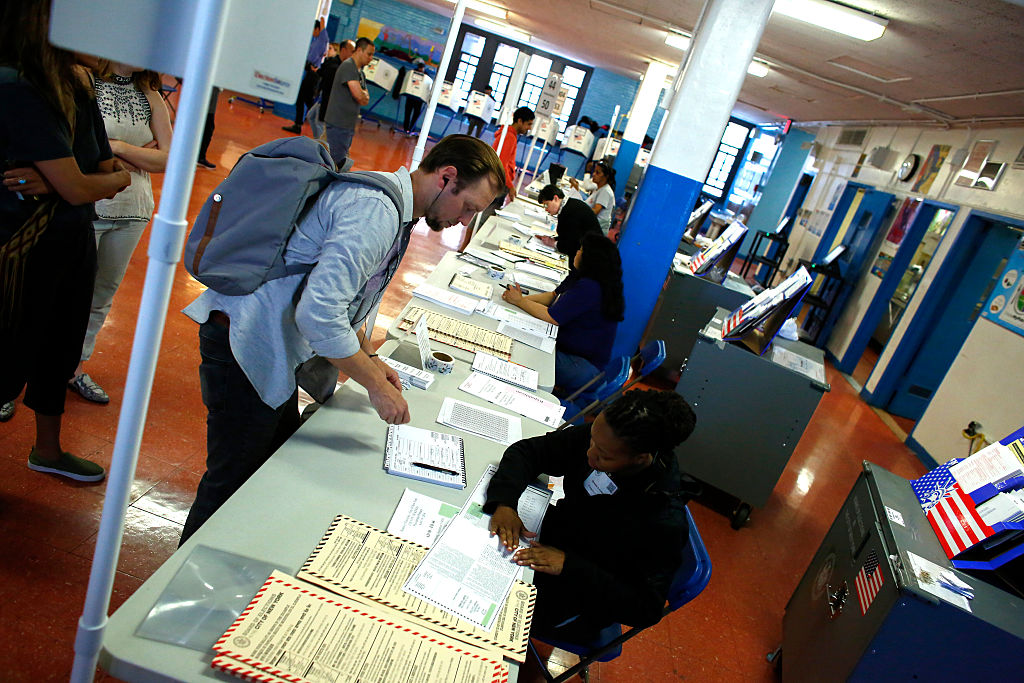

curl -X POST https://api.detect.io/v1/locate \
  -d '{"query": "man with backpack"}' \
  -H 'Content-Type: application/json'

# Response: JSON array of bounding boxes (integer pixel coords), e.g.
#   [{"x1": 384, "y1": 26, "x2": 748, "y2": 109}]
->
[{"x1": 178, "y1": 134, "x2": 506, "y2": 543}]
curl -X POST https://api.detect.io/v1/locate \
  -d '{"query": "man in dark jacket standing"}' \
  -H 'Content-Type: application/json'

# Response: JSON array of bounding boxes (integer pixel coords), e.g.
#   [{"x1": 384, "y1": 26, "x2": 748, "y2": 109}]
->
[
  {"x1": 485, "y1": 390, "x2": 698, "y2": 642},
  {"x1": 537, "y1": 183, "x2": 602, "y2": 260}
]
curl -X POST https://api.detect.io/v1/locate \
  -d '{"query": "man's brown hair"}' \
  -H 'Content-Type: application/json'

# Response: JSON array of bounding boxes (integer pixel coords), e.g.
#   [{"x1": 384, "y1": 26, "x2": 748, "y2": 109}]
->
[{"x1": 419, "y1": 134, "x2": 505, "y2": 195}]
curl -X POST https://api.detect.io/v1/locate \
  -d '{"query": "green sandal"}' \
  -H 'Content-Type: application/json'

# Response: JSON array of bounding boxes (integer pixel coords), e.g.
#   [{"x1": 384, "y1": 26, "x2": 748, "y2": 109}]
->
[{"x1": 27, "y1": 448, "x2": 105, "y2": 482}]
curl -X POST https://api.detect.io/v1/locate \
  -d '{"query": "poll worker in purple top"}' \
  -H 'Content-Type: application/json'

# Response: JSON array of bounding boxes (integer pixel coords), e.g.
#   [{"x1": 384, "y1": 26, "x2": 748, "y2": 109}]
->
[{"x1": 501, "y1": 232, "x2": 624, "y2": 397}]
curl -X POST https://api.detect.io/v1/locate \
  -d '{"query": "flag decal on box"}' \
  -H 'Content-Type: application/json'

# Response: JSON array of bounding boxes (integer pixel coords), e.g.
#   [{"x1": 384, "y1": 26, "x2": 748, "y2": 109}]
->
[{"x1": 855, "y1": 548, "x2": 885, "y2": 615}]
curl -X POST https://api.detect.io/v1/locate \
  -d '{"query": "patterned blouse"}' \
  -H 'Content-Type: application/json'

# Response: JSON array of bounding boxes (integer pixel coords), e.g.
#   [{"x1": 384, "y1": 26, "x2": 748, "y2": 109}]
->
[{"x1": 94, "y1": 74, "x2": 156, "y2": 221}]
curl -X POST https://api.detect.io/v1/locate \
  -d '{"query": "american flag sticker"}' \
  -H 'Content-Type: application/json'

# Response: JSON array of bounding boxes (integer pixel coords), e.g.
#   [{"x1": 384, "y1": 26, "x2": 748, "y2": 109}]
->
[{"x1": 855, "y1": 549, "x2": 885, "y2": 615}]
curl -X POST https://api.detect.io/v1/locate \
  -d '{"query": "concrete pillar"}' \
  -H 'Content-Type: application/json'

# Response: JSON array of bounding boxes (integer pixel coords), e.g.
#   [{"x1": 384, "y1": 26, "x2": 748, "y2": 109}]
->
[
  {"x1": 611, "y1": 61, "x2": 674, "y2": 202},
  {"x1": 611, "y1": 0, "x2": 774, "y2": 360}
]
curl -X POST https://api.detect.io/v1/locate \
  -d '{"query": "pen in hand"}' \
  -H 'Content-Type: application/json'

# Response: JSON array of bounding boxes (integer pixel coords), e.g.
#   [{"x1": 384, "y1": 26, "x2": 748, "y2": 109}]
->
[{"x1": 412, "y1": 461, "x2": 459, "y2": 476}]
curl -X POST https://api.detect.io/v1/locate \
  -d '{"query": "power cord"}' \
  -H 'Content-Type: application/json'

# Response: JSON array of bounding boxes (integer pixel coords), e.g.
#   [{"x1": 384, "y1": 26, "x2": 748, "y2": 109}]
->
[{"x1": 962, "y1": 421, "x2": 989, "y2": 456}]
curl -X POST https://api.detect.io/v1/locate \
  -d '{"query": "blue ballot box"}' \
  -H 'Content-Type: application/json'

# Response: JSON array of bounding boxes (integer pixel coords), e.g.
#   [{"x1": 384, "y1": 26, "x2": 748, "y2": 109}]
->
[{"x1": 781, "y1": 462, "x2": 1024, "y2": 681}]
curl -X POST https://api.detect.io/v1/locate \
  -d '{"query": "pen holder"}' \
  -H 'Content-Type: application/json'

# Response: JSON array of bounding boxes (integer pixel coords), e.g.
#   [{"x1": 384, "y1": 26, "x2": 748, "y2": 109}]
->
[
  {"x1": 425, "y1": 351, "x2": 454, "y2": 375},
  {"x1": 487, "y1": 265, "x2": 505, "y2": 281}
]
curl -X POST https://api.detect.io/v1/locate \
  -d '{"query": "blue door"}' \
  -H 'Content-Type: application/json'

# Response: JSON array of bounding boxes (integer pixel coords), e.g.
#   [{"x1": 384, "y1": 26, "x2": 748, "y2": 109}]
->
[
  {"x1": 815, "y1": 189, "x2": 896, "y2": 345},
  {"x1": 886, "y1": 221, "x2": 1021, "y2": 420}
]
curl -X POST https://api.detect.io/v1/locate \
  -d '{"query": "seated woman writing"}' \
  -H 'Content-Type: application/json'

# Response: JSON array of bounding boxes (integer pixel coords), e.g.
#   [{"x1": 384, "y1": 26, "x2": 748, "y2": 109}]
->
[
  {"x1": 500, "y1": 232, "x2": 623, "y2": 397},
  {"x1": 484, "y1": 390, "x2": 698, "y2": 644}
]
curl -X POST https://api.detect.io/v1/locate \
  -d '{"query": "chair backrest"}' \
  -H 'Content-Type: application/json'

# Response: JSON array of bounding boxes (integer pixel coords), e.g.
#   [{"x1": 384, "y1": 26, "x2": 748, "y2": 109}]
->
[
  {"x1": 588, "y1": 355, "x2": 631, "y2": 402},
  {"x1": 636, "y1": 340, "x2": 666, "y2": 378},
  {"x1": 666, "y1": 506, "x2": 712, "y2": 612}
]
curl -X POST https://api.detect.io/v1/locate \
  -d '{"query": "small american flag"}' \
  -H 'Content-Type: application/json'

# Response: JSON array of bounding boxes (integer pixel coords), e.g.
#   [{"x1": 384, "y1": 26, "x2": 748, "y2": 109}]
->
[
  {"x1": 855, "y1": 548, "x2": 885, "y2": 615},
  {"x1": 911, "y1": 459, "x2": 994, "y2": 560}
]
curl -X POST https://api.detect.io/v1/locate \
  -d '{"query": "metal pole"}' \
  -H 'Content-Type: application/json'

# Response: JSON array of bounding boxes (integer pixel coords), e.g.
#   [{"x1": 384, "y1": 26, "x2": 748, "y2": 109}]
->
[
  {"x1": 69, "y1": 1, "x2": 230, "y2": 680},
  {"x1": 411, "y1": 0, "x2": 466, "y2": 169},
  {"x1": 516, "y1": 130, "x2": 539, "y2": 196}
]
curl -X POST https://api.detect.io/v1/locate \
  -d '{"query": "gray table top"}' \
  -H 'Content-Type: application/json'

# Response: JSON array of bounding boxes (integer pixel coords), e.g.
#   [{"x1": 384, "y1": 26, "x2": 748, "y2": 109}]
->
[
  {"x1": 99, "y1": 342, "x2": 546, "y2": 682},
  {"x1": 385, "y1": 251, "x2": 557, "y2": 392}
]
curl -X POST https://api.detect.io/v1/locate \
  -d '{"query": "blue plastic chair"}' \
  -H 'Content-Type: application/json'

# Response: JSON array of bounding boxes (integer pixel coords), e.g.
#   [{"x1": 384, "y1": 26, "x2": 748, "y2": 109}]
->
[
  {"x1": 529, "y1": 506, "x2": 711, "y2": 682},
  {"x1": 559, "y1": 355, "x2": 630, "y2": 426},
  {"x1": 558, "y1": 340, "x2": 667, "y2": 428}
]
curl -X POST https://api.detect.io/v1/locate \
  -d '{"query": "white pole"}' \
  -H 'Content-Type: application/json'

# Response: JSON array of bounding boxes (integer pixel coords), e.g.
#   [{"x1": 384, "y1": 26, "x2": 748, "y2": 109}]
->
[
  {"x1": 69, "y1": 1, "x2": 230, "y2": 680},
  {"x1": 516, "y1": 132, "x2": 538, "y2": 196},
  {"x1": 411, "y1": 0, "x2": 466, "y2": 170}
]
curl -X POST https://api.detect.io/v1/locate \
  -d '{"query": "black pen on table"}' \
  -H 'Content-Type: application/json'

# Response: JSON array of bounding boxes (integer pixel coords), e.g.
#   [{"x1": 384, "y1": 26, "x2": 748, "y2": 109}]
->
[{"x1": 412, "y1": 461, "x2": 459, "y2": 476}]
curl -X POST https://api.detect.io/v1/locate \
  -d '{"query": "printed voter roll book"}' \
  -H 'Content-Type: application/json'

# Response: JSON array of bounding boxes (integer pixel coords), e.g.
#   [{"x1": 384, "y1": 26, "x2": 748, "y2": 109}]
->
[
  {"x1": 297, "y1": 514, "x2": 536, "y2": 662},
  {"x1": 212, "y1": 570, "x2": 509, "y2": 683},
  {"x1": 384, "y1": 424, "x2": 467, "y2": 489}
]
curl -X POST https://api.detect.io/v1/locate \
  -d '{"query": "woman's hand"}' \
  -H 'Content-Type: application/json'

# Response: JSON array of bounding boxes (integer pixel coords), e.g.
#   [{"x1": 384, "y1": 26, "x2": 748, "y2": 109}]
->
[
  {"x1": 513, "y1": 542, "x2": 565, "y2": 575},
  {"x1": 501, "y1": 283, "x2": 525, "y2": 305},
  {"x1": 568, "y1": 177, "x2": 579, "y2": 191},
  {"x1": 3, "y1": 167, "x2": 53, "y2": 196},
  {"x1": 489, "y1": 505, "x2": 535, "y2": 551}
]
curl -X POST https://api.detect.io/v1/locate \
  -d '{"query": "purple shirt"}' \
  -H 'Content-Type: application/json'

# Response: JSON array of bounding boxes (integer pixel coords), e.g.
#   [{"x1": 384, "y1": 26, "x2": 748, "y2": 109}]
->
[{"x1": 549, "y1": 275, "x2": 618, "y2": 368}]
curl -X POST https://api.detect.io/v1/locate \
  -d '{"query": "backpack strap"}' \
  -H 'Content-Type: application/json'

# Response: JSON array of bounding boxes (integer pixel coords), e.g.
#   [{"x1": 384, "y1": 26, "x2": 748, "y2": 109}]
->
[{"x1": 337, "y1": 171, "x2": 406, "y2": 220}]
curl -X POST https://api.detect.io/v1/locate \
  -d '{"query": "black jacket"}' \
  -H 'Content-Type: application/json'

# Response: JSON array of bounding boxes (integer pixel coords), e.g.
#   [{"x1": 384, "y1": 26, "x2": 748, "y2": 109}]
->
[
  {"x1": 484, "y1": 424, "x2": 691, "y2": 633},
  {"x1": 556, "y1": 198, "x2": 602, "y2": 258},
  {"x1": 317, "y1": 55, "x2": 342, "y2": 121}
]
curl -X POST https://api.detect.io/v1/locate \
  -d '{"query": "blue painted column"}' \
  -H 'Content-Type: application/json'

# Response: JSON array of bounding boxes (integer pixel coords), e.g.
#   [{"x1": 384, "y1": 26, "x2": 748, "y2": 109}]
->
[
  {"x1": 612, "y1": 0, "x2": 774, "y2": 359},
  {"x1": 611, "y1": 61, "x2": 675, "y2": 203}
]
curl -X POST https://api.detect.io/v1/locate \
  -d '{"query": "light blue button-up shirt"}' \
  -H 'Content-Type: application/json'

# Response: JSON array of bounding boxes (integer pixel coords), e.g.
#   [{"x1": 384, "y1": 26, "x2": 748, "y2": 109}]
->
[{"x1": 184, "y1": 168, "x2": 414, "y2": 408}]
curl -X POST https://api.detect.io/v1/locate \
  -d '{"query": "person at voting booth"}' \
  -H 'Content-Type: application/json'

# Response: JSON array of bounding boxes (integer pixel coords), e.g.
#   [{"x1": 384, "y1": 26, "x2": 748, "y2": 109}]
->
[
  {"x1": 178, "y1": 135, "x2": 506, "y2": 543},
  {"x1": 465, "y1": 85, "x2": 496, "y2": 138},
  {"x1": 571, "y1": 160, "x2": 616, "y2": 235},
  {"x1": 485, "y1": 390, "x2": 698, "y2": 642},
  {"x1": 323, "y1": 37, "x2": 375, "y2": 166},
  {"x1": 502, "y1": 232, "x2": 624, "y2": 395},
  {"x1": 537, "y1": 183, "x2": 602, "y2": 260}
]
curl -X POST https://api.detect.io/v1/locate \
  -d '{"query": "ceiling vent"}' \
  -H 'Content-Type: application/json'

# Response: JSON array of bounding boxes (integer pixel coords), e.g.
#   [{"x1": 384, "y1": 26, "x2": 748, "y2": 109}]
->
[{"x1": 836, "y1": 128, "x2": 867, "y2": 147}]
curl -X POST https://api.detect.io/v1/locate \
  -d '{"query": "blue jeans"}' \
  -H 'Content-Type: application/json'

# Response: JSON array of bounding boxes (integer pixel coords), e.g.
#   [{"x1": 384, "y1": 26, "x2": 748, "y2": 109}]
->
[
  {"x1": 325, "y1": 123, "x2": 355, "y2": 167},
  {"x1": 555, "y1": 350, "x2": 601, "y2": 397},
  {"x1": 306, "y1": 102, "x2": 325, "y2": 140},
  {"x1": 180, "y1": 320, "x2": 300, "y2": 544}
]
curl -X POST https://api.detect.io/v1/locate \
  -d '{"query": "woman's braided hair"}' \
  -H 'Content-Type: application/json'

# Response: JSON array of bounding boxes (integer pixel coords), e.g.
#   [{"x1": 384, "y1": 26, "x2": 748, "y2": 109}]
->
[{"x1": 603, "y1": 390, "x2": 696, "y2": 457}]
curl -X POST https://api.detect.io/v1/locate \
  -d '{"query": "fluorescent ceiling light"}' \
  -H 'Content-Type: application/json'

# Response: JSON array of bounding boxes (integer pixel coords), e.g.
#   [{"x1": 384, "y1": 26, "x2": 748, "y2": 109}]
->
[
  {"x1": 665, "y1": 32, "x2": 691, "y2": 50},
  {"x1": 445, "y1": 0, "x2": 507, "y2": 20},
  {"x1": 474, "y1": 18, "x2": 531, "y2": 43},
  {"x1": 747, "y1": 60, "x2": 769, "y2": 78},
  {"x1": 773, "y1": 0, "x2": 887, "y2": 41}
]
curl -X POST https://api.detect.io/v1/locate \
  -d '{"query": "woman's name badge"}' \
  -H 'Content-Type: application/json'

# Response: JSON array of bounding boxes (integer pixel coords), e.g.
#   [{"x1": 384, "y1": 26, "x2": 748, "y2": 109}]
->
[{"x1": 584, "y1": 470, "x2": 618, "y2": 496}]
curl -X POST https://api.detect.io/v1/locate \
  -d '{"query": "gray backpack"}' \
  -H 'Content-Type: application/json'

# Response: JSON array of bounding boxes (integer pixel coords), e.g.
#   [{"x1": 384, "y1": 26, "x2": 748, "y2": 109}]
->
[{"x1": 184, "y1": 136, "x2": 403, "y2": 295}]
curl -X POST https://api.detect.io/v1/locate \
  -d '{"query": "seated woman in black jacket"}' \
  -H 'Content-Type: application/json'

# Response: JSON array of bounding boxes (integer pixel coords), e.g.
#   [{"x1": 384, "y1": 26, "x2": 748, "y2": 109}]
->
[
  {"x1": 485, "y1": 390, "x2": 697, "y2": 642},
  {"x1": 537, "y1": 183, "x2": 601, "y2": 260},
  {"x1": 501, "y1": 232, "x2": 624, "y2": 396}
]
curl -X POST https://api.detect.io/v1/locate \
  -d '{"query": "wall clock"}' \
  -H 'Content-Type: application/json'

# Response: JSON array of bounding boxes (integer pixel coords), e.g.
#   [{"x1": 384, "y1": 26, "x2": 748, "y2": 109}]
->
[{"x1": 898, "y1": 153, "x2": 920, "y2": 182}]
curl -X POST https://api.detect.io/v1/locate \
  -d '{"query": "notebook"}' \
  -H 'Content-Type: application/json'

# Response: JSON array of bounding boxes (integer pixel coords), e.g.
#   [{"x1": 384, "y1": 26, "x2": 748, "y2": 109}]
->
[
  {"x1": 472, "y1": 351, "x2": 539, "y2": 391},
  {"x1": 384, "y1": 424, "x2": 466, "y2": 489},
  {"x1": 449, "y1": 273, "x2": 494, "y2": 299},
  {"x1": 437, "y1": 397, "x2": 522, "y2": 445},
  {"x1": 412, "y1": 282, "x2": 478, "y2": 316}
]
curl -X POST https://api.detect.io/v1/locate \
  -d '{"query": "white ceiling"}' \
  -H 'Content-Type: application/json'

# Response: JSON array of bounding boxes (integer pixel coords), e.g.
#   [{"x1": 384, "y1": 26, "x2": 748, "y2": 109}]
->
[{"x1": 403, "y1": 0, "x2": 1024, "y2": 127}]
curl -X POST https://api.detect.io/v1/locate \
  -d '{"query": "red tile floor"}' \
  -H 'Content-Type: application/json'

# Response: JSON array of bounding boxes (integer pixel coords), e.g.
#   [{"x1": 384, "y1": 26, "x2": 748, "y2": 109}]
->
[{"x1": 0, "y1": 92, "x2": 928, "y2": 681}]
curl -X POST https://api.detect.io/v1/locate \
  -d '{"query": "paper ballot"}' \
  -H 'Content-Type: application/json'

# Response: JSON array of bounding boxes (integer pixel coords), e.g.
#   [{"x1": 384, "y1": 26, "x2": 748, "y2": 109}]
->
[
  {"x1": 460, "y1": 464, "x2": 551, "y2": 548},
  {"x1": 387, "y1": 488, "x2": 459, "y2": 548},
  {"x1": 472, "y1": 351, "x2": 539, "y2": 391},
  {"x1": 437, "y1": 397, "x2": 523, "y2": 445},
  {"x1": 403, "y1": 517, "x2": 519, "y2": 630},
  {"x1": 412, "y1": 282, "x2": 478, "y2": 316},
  {"x1": 459, "y1": 372, "x2": 564, "y2": 427},
  {"x1": 497, "y1": 320, "x2": 557, "y2": 353}
]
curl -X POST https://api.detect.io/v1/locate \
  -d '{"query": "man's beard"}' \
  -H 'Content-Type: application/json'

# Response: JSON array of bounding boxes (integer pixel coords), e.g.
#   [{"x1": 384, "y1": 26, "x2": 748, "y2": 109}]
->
[{"x1": 424, "y1": 215, "x2": 445, "y2": 232}]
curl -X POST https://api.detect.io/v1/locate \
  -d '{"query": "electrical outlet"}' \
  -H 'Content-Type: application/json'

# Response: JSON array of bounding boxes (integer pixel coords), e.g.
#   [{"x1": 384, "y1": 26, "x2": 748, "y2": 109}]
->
[{"x1": 965, "y1": 421, "x2": 983, "y2": 437}]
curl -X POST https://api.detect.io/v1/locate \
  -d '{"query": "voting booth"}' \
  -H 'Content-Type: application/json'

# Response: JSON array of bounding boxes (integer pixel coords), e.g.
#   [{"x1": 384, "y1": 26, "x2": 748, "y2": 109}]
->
[
  {"x1": 399, "y1": 70, "x2": 433, "y2": 101},
  {"x1": 563, "y1": 125, "x2": 594, "y2": 157},
  {"x1": 364, "y1": 57, "x2": 399, "y2": 91},
  {"x1": 465, "y1": 89, "x2": 489, "y2": 118},
  {"x1": 594, "y1": 136, "x2": 620, "y2": 160},
  {"x1": 531, "y1": 116, "x2": 560, "y2": 147},
  {"x1": 437, "y1": 80, "x2": 455, "y2": 108}
]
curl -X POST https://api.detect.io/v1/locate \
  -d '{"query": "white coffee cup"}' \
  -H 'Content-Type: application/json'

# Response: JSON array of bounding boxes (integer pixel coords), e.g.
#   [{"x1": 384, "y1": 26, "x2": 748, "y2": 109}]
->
[
  {"x1": 508, "y1": 235, "x2": 522, "y2": 246},
  {"x1": 487, "y1": 264, "x2": 505, "y2": 280},
  {"x1": 426, "y1": 351, "x2": 454, "y2": 374}
]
